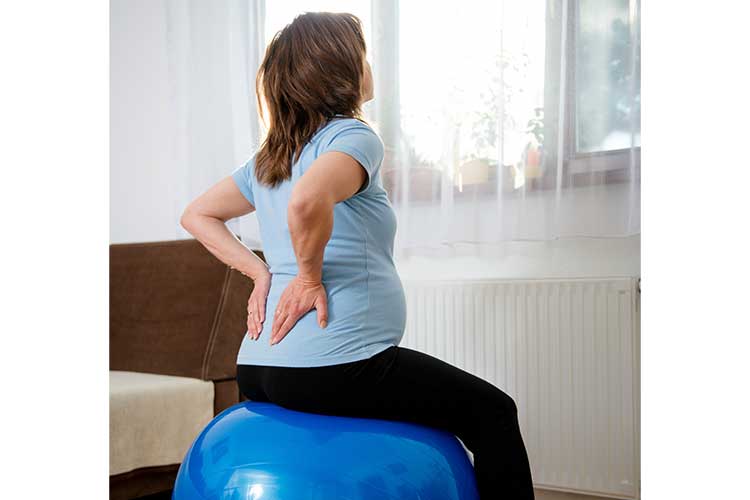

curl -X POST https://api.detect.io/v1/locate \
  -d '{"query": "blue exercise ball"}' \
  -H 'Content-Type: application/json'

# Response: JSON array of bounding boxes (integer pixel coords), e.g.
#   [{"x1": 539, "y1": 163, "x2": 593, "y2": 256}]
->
[{"x1": 173, "y1": 401, "x2": 479, "y2": 500}]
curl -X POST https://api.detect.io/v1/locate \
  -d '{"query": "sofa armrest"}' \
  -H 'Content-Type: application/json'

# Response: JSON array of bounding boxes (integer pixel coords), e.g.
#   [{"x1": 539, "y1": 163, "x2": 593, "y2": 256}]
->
[
  {"x1": 201, "y1": 266, "x2": 254, "y2": 381},
  {"x1": 110, "y1": 238, "x2": 263, "y2": 381}
]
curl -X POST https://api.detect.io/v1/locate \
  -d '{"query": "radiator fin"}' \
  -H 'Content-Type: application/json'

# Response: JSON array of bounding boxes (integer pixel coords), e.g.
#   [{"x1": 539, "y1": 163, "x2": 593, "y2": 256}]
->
[{"x1": 401, "y1": 278, "x2": 639, "y2": 499}]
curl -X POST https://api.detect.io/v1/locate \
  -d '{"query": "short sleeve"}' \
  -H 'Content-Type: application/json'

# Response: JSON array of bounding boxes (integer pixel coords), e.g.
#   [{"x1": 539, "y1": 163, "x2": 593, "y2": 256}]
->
[
  {"x1": 231, "y1": 156, "x2": 256, "y2": 206},
  {"x1": 320, "y1": 123, "x2": 384, "y2": 196}
]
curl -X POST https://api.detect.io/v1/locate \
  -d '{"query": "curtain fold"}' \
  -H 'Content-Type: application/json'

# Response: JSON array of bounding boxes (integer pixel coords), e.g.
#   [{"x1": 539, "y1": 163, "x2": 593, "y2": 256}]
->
[
  {"x1": 164, "y1": 0, "x2": 264, "y2": 248},
  {"x1": 368, "y1": 0, "x2": 640, "y2": 259},
  {"x1": 162, "y1": 0, "x2": 639, "y2": 258}
]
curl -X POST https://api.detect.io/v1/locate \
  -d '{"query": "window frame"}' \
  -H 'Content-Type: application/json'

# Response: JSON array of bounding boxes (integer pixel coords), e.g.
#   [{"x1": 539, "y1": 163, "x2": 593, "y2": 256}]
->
[{"x1": 557, "y1": 0, "x2": 641, "y2": 178}]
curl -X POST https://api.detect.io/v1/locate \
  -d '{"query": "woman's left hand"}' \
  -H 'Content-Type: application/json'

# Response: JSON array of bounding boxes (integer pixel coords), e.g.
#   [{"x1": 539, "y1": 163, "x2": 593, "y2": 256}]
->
[
  {"x1": 270, "y1": 276, "x2": 328, "y2": 345},
  {"x1": 246, "y1": 272, "x2": 271, "y2": 340}
]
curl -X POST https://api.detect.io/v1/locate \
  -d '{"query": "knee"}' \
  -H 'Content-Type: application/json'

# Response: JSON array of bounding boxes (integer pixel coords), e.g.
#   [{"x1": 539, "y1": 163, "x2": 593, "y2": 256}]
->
[
  {"x1": 464, "y1": 390, "x2": 520, "y2": 448},
  {"x1": 491, "y1": 390, "x2": 518, "y2": 420}
]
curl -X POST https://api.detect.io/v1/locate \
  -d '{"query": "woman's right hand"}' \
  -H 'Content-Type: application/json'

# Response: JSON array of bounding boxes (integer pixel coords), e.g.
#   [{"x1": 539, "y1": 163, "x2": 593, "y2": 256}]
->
[{"x1": 246, "y1": 272, "x2": 271, "y2": 340}]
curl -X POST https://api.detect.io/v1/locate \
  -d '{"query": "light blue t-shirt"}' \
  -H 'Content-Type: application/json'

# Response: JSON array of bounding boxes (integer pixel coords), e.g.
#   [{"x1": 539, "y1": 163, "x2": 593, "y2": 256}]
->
[{"x1": 231, "y1": 117, "x2": 407, "y2": 367}]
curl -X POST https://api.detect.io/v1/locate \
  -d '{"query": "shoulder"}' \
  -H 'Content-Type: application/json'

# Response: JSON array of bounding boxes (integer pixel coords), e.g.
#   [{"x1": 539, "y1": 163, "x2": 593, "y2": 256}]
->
[
  {"x1": 313, "y1": 118, "x2": 385, "y2": 182},
  {"x1": 232, "y1": 153, "x2": 256, "y2": 179},
  {"x1": 318, "y1": 118, "x2": 384, "y2": 159},
  {"x1": 230, "y1": 153, "x2": 258, "y2": 204},
  {"x1": 321, "y1": 118, "x2": 382, "y2": 143}
]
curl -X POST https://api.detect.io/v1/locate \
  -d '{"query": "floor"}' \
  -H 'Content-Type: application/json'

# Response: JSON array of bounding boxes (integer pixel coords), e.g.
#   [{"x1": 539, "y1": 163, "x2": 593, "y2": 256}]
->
[
  {"x1": 137, "y1": 488, "x2": 624, "y2": 499},
  {"x1": 535, "y1": 489, "x2": 627, "y2": 500},
  {"x1": 136, "y1": 492, "x2": 171, "y2": 500}
]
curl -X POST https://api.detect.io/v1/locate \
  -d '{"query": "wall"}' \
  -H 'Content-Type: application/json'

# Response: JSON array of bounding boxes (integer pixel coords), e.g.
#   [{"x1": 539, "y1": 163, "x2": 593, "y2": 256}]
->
[
  {"x1": 110, "y1": 0, "x2": 180, "y2": 243},
  {"x1": 395, "y1": 235, "x2": 640, "y2": 280}
]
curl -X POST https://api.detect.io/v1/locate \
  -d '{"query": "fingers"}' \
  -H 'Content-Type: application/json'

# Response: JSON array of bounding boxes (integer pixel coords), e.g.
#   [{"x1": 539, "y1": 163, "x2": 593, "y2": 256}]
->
[
  {"x1": 258, "y1": 297, "x2": 266, "y2": 324},
  {"x1": 316, "y1": 290, "x2": 328, "y2": 328},
  {"x1": 246, "y1": 300, "x2": 255, "y2": 337},
  {"x1": 246, "y1": 305, "x2": 255, "y2": 339},
  {"x1": 254, "y1": 298, "x2": 265, "y2": 337},
  {"x1": 246, "y1": 295, "x2": 265, "y2": 340},
  {"x1": 270, "y1": 309, "x2": 300, "y2": 346},
  {"x1": 271, "y1": 294, "x2": 307, "y2": 345},
  {"x1": 251, "y1": 304, "x2": 262, "y2": 339},
  {"x1": 268, "y1": 280, "x2": 329, "y2": 345},
  {"x1": 270, "y1": 296, "x2": 288, "y2": 341}
]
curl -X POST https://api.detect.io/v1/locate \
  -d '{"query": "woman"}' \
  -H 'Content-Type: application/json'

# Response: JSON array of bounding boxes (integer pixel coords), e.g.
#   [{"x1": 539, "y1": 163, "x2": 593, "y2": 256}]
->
[{"x1": 180, "y1": 12, "x2": 534, "y2": 499}]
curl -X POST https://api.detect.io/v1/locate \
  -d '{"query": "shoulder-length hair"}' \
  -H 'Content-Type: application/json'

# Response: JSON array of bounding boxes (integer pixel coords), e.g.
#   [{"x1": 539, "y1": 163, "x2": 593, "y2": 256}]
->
[{"x1": 254, "y1": 12, "x2": 368, "y2": 188}]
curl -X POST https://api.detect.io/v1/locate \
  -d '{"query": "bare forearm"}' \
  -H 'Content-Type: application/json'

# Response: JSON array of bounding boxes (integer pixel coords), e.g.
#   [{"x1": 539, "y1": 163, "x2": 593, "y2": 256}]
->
[
  {"x1": 181, "y1": 212, "x2": 269, "y2": 280},
  {"x1": 287, "y1": 196, "x2": 333, "y2": 283}
]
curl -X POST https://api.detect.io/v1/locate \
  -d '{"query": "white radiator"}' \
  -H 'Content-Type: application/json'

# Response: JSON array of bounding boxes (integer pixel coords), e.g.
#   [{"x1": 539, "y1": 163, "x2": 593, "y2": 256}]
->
[{"x1": 400, "y1": 277, "x2": 640, "y2": 499}]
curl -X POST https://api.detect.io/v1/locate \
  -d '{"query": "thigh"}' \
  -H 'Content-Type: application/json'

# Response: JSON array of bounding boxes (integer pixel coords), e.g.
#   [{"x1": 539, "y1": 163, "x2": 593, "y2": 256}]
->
[
  {"x1": 237, "y1": 351, "x2": 390, "y2": 409},
  {"x1": 262, "y1": 346, "x2": 513, "y2": 437},
  {"x1": 258, "y1": 352, "x2": 385, "y2": 413},
  {"x1": 360, "y1": 346, "x2": 515, "y2": 431}
]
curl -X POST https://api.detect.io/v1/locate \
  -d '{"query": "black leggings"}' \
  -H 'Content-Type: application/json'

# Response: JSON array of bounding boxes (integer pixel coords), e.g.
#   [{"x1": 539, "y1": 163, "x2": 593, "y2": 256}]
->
[{"x1": 237, "y1": 345, "x2": 535, "y2": 499}]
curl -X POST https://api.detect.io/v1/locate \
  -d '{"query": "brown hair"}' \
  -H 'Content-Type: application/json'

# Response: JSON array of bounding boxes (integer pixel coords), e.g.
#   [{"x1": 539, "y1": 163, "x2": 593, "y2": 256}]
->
[{"x1": 254, "y1": 12, "x2": 368, "y2": 188}]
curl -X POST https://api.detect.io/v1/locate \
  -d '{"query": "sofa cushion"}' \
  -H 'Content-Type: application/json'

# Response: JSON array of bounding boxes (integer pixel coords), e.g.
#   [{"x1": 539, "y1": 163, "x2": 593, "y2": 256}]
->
[{"x1": 110, "y1": 371, "x2": 214, "y2": 476}]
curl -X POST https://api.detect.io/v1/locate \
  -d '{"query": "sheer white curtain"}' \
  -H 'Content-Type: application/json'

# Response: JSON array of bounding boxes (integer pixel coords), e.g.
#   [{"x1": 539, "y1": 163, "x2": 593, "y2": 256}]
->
[
  {"x1": 164, "y1": 0, "x2": 265, "y2": 248},
  {"x1": 164, "y1": 0, "x2": 640, "y2": 258},
  {"x1": 367, "y1": 0, "x2": 640, "y2": 258}
]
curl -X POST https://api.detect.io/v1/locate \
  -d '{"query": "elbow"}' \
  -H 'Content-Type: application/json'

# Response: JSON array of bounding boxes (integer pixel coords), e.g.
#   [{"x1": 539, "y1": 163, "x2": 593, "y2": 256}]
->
[
  {"x1": 180, "y1": 206, "x2": 199, "y2": 234},
  {"x1": 288, "y1": 190, "x2": 331, "y2": 222}
]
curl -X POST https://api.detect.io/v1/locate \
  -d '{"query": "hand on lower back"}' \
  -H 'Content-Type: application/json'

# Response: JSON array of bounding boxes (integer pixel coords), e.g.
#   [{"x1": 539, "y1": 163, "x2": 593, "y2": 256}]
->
[
  {"x1": 246, "y1": 273, "x2": 271, "y2": 340},
  {"x1": 270, "y1": 276, "x2": 328, "y2": 346}
]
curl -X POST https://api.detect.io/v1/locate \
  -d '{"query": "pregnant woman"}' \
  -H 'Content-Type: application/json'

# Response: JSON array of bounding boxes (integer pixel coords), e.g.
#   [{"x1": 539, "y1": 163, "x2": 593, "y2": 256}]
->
[{"x1": 180, "y1": 12, "x2": 534, "y2": 499}]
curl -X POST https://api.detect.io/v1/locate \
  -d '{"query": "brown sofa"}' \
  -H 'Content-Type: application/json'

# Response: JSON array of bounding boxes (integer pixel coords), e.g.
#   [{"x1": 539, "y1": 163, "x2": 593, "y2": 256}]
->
[{"x1": 110, "y1": 238, "x2": 259, "y2": 499}]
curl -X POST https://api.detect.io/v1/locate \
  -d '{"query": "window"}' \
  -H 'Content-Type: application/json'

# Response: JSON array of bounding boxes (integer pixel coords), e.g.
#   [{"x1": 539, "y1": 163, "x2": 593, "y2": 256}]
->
[
  {"x1": 263, "y1": 0, "x2": 641, "y2": 198},
  {"x1": 373, "y1": 0, "x2": 548, "y2": 200},
  {"x1": 574, "y1": 0, "x2": 640, "y2": 154},
  {"x1": 546, "y1": 0, "x2": 641, "y2": 182}
]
